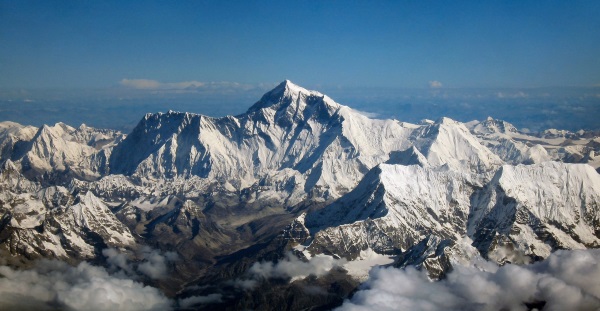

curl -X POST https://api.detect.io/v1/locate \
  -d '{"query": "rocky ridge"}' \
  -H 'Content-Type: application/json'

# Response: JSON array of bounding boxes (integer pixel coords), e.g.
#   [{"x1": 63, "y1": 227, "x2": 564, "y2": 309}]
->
[{"x1": 0, "y1": 81, "x2": 599, "y2": 310}]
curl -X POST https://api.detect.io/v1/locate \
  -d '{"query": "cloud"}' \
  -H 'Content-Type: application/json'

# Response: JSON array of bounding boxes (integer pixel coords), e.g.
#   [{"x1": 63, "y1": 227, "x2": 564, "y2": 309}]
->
[
  {"x1": 352, "y1": 109, "x2": 381, "y2": 119},
  {"x1": 429, "y1": 81, "x2": 443, "y2": 88},
  {"x1": 120, "y1": 79, "x2": 162, "y2": 89},
  {"x1": 248, "y1": 252, "x2": 345, "y2": 281},
  {"x1": 119, "y1": 79, "x2": 270, "y2": 92},
  {"x1": 103, "y1": 246, "x2": 178, "y2": 280},
  {"x1": 496, "y1": 91, "x2": 528, "y2": 99},
  {"x1": 119, "y1": 79, "x2": 205, "y2": 90},
  {"x1": 337, "y1": 249, "x2": 600, "y2": 311},
  {"x1": 0, "y1": 260, "x2": 173, "y2": 311},
  {"x1": 229, "y1": 252, "x2": 346, "y2": 290},
  {"x1": 103, "y1": 248, "x2": 133, "y2": 274},
  {"x1": 488, "y1": 245, "x2": 531, "y2": 265},
  {"x1": 136, "y1": 246, "x2": 178, "y2": 279},
  {"x1": 178, "y1": 293, "x2": 223, "y2": 308}
]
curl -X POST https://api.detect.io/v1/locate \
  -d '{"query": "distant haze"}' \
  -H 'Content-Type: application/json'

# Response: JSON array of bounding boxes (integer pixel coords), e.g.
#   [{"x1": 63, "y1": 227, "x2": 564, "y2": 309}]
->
[{"x1": 0, "y1": 85, "x2": 598, "y2": 133}]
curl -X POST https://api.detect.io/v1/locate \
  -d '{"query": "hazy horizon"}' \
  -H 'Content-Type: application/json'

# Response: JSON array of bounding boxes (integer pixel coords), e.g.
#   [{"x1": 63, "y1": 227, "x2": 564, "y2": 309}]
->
[
  {"x1": 2, "y1": 1, "x2": 599, "y2": 132},
  {"x1": 0, "y1": 82, "x2": 598, "y2": 133}
]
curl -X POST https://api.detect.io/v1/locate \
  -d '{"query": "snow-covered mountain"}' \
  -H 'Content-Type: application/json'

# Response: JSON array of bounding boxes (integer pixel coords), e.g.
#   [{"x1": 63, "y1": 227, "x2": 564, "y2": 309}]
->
[
  {"x1": 298, "y1": 161, "x2": 600, "y2": 271},
  {"x1": 467, "y1": 117, "x2": 600, "y2": 169},
  {"x1": 5, "y1": 122, "x2": 123, "y2": 182},
  {"x1": 469, "y1": 162, "x2": 600, "y2": 260},
  {"x1": 0, "y1": 160, "x2": 134, "y2": 264},
  {"x1": 303, "y1": 164, "x2": 475, "y2": 259},
  {"x1": 109, "y1": 80, "x2": 418, "y2": 198},
  {"x1": 0, "y1": 80, "x2": 599, "y2": 310}
]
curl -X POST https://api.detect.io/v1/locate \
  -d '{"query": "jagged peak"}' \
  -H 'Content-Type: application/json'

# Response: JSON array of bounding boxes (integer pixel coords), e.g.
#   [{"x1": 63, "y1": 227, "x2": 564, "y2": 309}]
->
[
  {"x1": 276, "y1": 80, "x2": 321, "y2": 97},
  {"x1": 143, "y1": 110, "x2": 213, "y2": 120},
  {"x1": 246, "y1": 80, "x2": 338, "y2": 113},
  {"x1": 37, "y1": 122, "x2": 75, "y2": 136},
  {"x1": 36, "y1": 124, "x2": 60, "y2": 140},
  {"x1": 54, "y1": 122, "x2": 75, "y2": 132},
  {"x1": 434, "y1": 116, "x2": 458, "y2": 126},
  {"x1": 475, "y1": 117, "x2": 519, "y2": 134}
]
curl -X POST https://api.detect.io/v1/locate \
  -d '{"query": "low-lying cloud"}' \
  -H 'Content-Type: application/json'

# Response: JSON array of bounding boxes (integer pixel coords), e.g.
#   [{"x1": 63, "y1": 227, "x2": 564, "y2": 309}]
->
[
  {"x1": 178, "y1": 293, "x2": 223, "y2": 309},
  {"x1": 0, "y1": 247, "x2": 179, "y2": 310},
  {"x1": 228, "y1": 252, "x2": 346, "y2": 290},
  {"x1": 0, "y1": 260, "x2": 172, "y2": 311},
  {"x1": 120, "y1": 79, "x2": 204, "y2": 90},
  {"x1": 119, "y1": 78, "x2": 273, "y2": 92},
  {"x1": 429, "y1": 80, "x2": 443, "y2": 88},
  {"x1": 352, "y1": 108, "x2": 381, "y2": 119},
  {"x1": 103, "y1": 246, "x2": 178, "y2": 280},
  {"x1": 337, "y1": 249, "x2": 600, "y2": 311},
  {"x1": 248, "y1": 252, "x2": 345, "y2": 281}
]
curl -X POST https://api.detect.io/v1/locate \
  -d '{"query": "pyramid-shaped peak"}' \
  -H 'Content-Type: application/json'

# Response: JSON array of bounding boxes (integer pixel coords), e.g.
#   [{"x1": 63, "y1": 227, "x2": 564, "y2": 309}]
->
[
  {"x1": 281, "y1": 79, "x2": 298, "y2": 88},
  {"x1": 273, "y1": 79, "x2": 323, "y2": 97},
  {"x1": 434, "y1": 117, "x2": 458, "y2": 125},
  {"x1": 246, "y1": 80, "x2": 335, "y2": 113}
]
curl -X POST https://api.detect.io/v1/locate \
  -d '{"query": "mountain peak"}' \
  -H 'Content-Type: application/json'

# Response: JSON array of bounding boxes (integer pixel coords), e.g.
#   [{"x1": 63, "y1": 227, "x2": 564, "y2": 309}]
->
[
  {"x1": 277, "y1": 79, "x2": 308, "y2": 94},
  {"x1": 246, "y1": 80, "x2": 332, "y2": 113}
]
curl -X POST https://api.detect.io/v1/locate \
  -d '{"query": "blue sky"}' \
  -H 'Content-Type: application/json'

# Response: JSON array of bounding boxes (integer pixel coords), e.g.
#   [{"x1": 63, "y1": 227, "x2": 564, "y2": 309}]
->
[
  {"x1": 1, "y1": 0, "x2": 599, "y2": 89},
  {"x1": 0, "y1": 1, "x2": 599, "y2": 132}
]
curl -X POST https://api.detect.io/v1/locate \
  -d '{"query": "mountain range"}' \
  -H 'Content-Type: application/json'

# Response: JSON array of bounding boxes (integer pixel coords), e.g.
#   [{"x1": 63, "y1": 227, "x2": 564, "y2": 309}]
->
[{"x1": 0, "y1": 80, "x2": 599, "y2": 310}]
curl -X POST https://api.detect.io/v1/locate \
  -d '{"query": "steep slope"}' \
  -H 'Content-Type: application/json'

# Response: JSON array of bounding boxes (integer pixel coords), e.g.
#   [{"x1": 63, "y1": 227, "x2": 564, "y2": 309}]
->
[
  {"x1": 410, "y1": 117, "x2": 504, "y2": 174},
  {"x1": 0, "y1": 121, "x2": 37, "y2": 163},
  {"x1": 469, "y1": 162, "x2": 600, "y2": 261},
  {"x1": 0, "y1": 161, "x2": 134, "y2": 264},
  {"x1": 468, "y1": 117, "x2": 551, "y2": 165},
  {"x1": 303, "y1": 164, "x2": 476, "y2": 258},
  {"x1": 109, "y1": 81, "x2": 416, "y2": 197},
  {"x1": 6, "y1": 122, "x2": 124, "y2": 182}
]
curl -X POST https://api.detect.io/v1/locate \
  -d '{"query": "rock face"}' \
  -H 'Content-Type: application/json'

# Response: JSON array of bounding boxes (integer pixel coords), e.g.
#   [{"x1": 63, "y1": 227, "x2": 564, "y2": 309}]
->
[
  {"x1": 7, "y1": 122, "x2": 123, "y2": 182},
  {"x1": 0, "y1": 80, "x2": 599, "y2": 310},
  {"x1": 0, "y1": 161, "x2": 134, "y2": 264},
  {"x1": 305, "y1": 164, "x2": 475, "y2": 258},
  {"x1": 109, "y1": 80, "x2": 415, "y2": 197},
  {"x1": 302, "y1": 161, "x2": 600, "y2": 269},
  {"x1": 469, "y1": 162, "x2": 600, "y2": 260}
]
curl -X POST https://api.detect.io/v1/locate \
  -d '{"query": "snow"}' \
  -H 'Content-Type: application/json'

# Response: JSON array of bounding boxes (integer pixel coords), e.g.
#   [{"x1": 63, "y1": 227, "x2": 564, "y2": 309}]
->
[
  {"x1": 9, "y1": 195, "x2": 46, "y2": 229},
  {"x1": 130, "y1": 196, "x2": 171, "y2": 212},
  {"x1": 306, "y1": 163, "x2": 476, "y2": 257},
  {"x1": 468, "y1": 162, "x2": 600, "y2": 259},
  {"x1": 1, "y1": 79, "x2": 599, "y2": 280},
  {"x1": 342, "y1": 248, "x2": 395, "y2": 281},
  {"x1": 468, "y1": 117, "x2": 599, "y2": 168},
  {"x1": 109, "y1": 80, "x2": 420, "y2": 198}
]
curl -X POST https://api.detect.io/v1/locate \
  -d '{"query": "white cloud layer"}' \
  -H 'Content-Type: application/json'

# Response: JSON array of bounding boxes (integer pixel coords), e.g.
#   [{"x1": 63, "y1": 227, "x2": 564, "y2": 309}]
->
[
  {"x1": 229, "y1": 252, "x2": 346, "y2": 290},
  {"x1": 429, "y1": 80, "x2": 443, "y2": 88},
  {"x1": 352, "y1": 108, "x2": 381, "y2": 119},
  {"x1": 248, "y1": 252, "x2": 345, "y2": 281},
  {"x1": 119, "y1": 78, "x2": 272, "y2": 92},
  {"x1": 0, "y1": 260, "x2": 172, "y2": 311},
  {"x1": 337, "y1": 249, "x2": 600, "y2": 311},
  {"x1": 178, "y1": 293, "x2": 223, "y2": 308},
  {"x1": 120, "y1": 79, "x2": 204, "y2": 90},
  {"x1": 103, "y1": 246, "x2": 178, "y2": 279}
]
